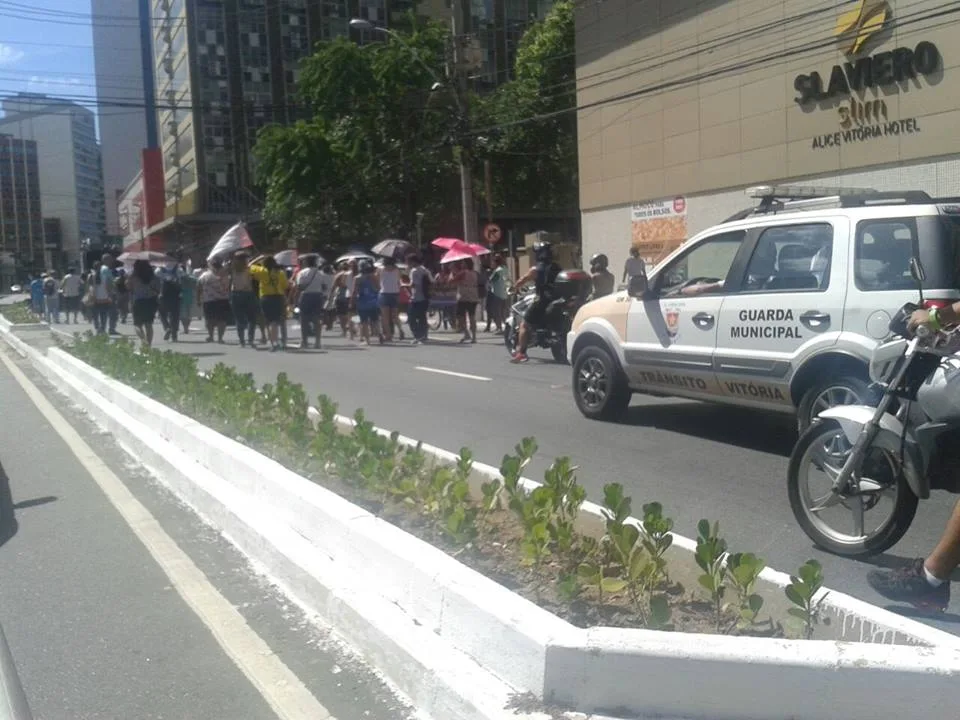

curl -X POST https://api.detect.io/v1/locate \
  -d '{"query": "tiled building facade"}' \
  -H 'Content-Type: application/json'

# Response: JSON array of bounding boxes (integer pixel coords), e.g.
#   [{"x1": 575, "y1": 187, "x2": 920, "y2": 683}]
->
[
  {"x1": 0, "y1": 134, "x2": 44, "y2": 273},
  {"x1": 148, "y1": 0, "x2": 554, "y2": 246}
]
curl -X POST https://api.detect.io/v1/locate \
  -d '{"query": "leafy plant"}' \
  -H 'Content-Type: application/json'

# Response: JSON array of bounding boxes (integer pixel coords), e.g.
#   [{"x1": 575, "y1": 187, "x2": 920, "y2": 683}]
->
[
  {"x1": 0, "y1": 302, "x2": 40, "y2": 324},
  {"x1": 592, "y1": 484, "x2": 672, "y2": 628},
  {"x1": 639, "y1": 502, "x2": 674, "y2": 590},
  {"x1": 725, "y1": 553, "x2": 766, "y2": 631},
  {"x1": 63, "y1": 333, "x2": 817, "y2": 639},
  {"x1": 785, "y1": 560, "x2": 829, "y2": 640},
  {"x1": 695, "y1": 519, "x2": 728, "y2": 632}
]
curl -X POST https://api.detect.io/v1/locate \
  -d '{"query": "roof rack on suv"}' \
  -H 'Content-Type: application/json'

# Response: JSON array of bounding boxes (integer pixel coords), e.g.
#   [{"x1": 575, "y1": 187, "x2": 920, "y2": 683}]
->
[{"x1": 721, "y1": 185, "x2": 934, "y2": 223}]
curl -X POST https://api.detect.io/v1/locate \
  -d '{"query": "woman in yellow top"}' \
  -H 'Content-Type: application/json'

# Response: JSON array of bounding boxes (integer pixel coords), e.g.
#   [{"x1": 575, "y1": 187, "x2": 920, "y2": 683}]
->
[{"x1": 249, "y1": 254, "x2": 289, "y2": 351}]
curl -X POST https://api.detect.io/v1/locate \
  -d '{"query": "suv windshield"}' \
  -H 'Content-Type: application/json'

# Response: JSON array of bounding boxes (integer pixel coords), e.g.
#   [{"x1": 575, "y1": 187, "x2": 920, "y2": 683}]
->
[{"x1": 854, "y1": 214, "x2": 960, "y2": 292}]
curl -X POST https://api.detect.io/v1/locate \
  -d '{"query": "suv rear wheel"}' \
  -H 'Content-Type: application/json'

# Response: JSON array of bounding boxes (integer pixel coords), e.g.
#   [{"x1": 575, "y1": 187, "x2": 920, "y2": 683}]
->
[
  {"x1": 572, "y1": 344, "x2": 631, "y2": 420},
  {"x1": 797, "y1": 374, "x2": 871, "y2": 432}
]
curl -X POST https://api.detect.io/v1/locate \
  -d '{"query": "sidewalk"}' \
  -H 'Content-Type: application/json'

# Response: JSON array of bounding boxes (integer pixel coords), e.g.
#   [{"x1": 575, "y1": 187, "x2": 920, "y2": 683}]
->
[{"x1": 0, "y1": 334, "x2": 415, "y2": 720}]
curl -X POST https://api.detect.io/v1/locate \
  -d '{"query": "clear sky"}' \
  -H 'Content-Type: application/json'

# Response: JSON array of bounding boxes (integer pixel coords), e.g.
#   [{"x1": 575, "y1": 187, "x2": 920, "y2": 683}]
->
[{"x1": 0, "y1": 1, "x2": 99, "y2": 125}]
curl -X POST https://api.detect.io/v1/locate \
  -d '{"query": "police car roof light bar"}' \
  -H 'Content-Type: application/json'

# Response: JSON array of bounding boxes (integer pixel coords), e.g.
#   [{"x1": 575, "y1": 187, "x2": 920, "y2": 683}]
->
[{"x1": 745, "y1": 184, "x2": 879, "y2": 200}]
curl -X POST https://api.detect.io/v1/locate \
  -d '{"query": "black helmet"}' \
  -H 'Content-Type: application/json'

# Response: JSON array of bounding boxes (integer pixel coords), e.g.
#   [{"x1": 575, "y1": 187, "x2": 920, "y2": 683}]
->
[
  {"x1": 590, "y1": 253, "x2": 609, "y2": 271},
  {"x1": 533, "y1": 240, "x2": 553, "y2": 263}
]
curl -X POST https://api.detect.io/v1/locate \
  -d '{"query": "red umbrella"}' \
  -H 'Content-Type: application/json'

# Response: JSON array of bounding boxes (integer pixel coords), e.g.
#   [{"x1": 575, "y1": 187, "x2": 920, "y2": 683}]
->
[
  {"x1": 440, "y1": 246, "x2": 483, "y2": 264},
  {"x1": 432, "y1": 237, "x2": 464, "y2": 251},
  {"x1": 467, "y1": 243, "x2": 491, "y2": 256}
]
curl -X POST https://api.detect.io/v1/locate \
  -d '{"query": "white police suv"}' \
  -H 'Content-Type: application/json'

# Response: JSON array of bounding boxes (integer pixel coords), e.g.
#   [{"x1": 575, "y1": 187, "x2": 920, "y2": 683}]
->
[{"x1": 568, "y1": 185, "x2": 960, "y2": 430}]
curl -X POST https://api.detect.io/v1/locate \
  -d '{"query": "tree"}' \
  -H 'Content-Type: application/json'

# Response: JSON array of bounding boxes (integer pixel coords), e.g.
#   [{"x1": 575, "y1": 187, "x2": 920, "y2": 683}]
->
[
  {"x1": 480, "y1": 0, "x2": 577, "y2": 213},
  {"x1": 254, "y1": 23, "x2": 460, "y2": 246}
]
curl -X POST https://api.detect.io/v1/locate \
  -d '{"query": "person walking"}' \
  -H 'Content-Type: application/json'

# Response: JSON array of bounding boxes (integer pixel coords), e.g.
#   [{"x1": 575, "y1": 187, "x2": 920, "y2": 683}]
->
[
  {"x1": 485, "y1": 254, "x2": 509, "y2": 333},
  {"x1": 60, "y1": 267, "x2": 82, "y2": 324},
  {"x1": 353, "y1": 260, "x2": 380, "y2": 345},
  {"x1": 623, "y1": 246, "x2": 646, "y2": 286},
  {"x1": 29, "y1": 275, "x2": 44, "y2": 317},
  {"x1": 377, "y1": 257, "x2": 402, "y2": 343},
  {"x1": 228, "y1": 253, "x2": 257, "y2": 347},
  {"x1": 158, "y1": 258, "x2": 185, "y2": 341},
  {"x1": 452, "y1": 258, "x2": 479, "y2": 344},
  {"x1": 179, "y1": 266, "x2": 197, "y2": 335},
  {"x1": 42, "y1": 272, "x2": 60, "y2": 324},
  {"x1": 331, "y1": 260, "x2": 356, "y2": 339},
  {"x1": 198, "y1": 259, "x2": 231, "y2": 343},
  {"x1": 127, "y1": 259, "x2": 161, "y2": 350},
  {"x1": 405, "y1": 254, "x2": 432, "y2": 344},
  {"x1": 249, "y1": 255, "x2": 289, "y2": 351},
  {"x1": 290, "y1": 255, "x2": 332, "y2": 350},
  {"x1": 91, "y1": 255, "x2": 116, "y2": 335},
  {"x1": 114, "y1": 269, "x2": 130, "y2": 324}
]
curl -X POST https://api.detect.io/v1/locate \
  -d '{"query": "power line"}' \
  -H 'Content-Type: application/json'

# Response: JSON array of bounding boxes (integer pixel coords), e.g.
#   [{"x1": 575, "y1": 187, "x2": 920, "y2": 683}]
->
[{"x1": 468, "y1": 2, "x2": 960, "y2": 137}]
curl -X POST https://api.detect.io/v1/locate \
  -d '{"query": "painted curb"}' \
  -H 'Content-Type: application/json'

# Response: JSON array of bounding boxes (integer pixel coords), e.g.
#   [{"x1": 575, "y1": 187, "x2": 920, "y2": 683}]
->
[
  {"x1": 320, "y1": 411, "x2": 960, "y2": 649},
  {"x1": 6, "y1": 331, "x2": 960, "y2": 720},
  {"x1": 30, "y1": 343, "x2": 555, "y2": 720}
]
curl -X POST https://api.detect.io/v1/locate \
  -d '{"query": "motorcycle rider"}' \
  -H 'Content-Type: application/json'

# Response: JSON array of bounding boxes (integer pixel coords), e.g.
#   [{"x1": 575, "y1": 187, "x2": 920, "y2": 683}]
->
[
  {"x1": 589, "y1": 253, "x2": 615, "y2": 299},
  {"x1": 866, "y1": 303, "x2": 960, "y2": 611},
  {"x1": 509, "y1": 241, "x2": 561, "y2": 364}
]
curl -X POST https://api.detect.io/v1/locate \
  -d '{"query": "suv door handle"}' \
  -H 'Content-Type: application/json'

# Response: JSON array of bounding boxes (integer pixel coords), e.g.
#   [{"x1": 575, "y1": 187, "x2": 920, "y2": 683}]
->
[
  {"x1": 800, "y1": 311, "x2": 831, "y2": 330},
  {"x1": 692, "y1": 312, "x2": 715, "y2": 330}
]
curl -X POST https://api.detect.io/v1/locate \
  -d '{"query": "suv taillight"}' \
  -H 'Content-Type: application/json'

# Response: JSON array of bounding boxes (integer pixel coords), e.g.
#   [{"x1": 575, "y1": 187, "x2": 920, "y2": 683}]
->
[{"x1": 924, "y1": 299, "x2": 952, "y2": 309}]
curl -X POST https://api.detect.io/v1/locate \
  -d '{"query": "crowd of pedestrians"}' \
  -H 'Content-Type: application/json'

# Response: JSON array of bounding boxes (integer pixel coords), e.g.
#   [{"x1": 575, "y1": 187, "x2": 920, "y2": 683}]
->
[{"x1": 23, "y1": 247, "x2": 515, "y2": 353}]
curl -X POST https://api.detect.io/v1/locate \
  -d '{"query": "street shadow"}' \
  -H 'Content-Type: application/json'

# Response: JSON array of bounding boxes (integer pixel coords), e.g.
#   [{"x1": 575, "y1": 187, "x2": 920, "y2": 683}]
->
[
  {"x1": 621, "y1": 402, "x2": 796, "y2": 457},
  {"x1": 0, "y1": 461, "x2": 15, "y2": 549},
  {"x1": 0, "y1": 462, "x2": 55, "y2": 550},
  {"x1": 181, "y1": 352, "x2": 227, "y2": 358}
]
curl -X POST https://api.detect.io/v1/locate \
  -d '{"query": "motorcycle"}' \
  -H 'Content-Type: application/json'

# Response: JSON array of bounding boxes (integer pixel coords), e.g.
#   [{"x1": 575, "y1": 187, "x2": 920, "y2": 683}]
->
[
  {"x1": 788, "y1": 256, "x2": 960, "y2": 557},
  {"x1": 504, "y1": 270, "x2": 592, "y2": 364}
]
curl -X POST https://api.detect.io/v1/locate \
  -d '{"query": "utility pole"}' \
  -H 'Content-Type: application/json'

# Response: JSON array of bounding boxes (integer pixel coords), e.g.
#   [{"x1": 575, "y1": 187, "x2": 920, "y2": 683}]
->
[{"x1": 450, "y1": 0, "x2": 478, "y2": 245}]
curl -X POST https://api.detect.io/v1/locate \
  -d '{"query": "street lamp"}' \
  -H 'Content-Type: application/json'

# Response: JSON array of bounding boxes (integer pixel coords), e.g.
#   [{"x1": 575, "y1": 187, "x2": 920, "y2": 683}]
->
[{"x1": 348, "y1": 16, "x2": 478, "y2": 246}]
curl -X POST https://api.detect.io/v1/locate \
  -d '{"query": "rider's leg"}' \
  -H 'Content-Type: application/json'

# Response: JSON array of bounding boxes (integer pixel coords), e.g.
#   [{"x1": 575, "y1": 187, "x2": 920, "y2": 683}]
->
[
  {"x1": 517, "y1": 320, "x2": 530, "y2": 354},
  {"x1": 926, "y1": 499, "x2": 960, "y2": 580},
  {"x1": 867, "y1": 499, "x2": 958, "y2": 609}
]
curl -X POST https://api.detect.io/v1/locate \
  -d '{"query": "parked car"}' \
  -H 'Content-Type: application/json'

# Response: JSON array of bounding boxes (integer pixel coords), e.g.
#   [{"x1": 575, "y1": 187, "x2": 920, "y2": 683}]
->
[{"x1": 568, "y1": 185, "x2": 960, "y2": 430}]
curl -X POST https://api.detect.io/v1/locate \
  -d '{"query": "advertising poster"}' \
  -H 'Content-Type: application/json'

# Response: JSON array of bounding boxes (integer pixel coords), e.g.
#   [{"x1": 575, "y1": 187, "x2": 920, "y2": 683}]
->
[{"x1": 630, "y1": 196, "x2": 688, "y2": 266}]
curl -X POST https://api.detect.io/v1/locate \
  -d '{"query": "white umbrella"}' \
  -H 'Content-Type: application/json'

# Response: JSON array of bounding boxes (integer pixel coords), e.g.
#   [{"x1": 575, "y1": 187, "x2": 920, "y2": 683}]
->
[
  {"x1": 274, "y1": 249, "x2": 299, "y2": 267},
  {"x1": 336, "y1": 251, "x2": 375, "y2": 264},
  {"x1": 207, "y1": 222, "x2": 254, "y2": 261}
]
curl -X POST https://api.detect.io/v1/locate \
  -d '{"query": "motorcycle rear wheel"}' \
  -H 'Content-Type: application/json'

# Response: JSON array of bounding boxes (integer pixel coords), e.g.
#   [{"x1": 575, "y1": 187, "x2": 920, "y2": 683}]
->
[
  {"x1": 504, "y1": 323, "x2": 518, "y2": 356},
  {"x1": 787, "y1": 419, "x2": 918, "y2": 557}
]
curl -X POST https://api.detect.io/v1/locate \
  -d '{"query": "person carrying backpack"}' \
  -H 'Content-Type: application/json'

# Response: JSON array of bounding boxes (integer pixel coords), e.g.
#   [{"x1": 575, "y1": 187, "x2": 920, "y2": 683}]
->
[
  {"x1": 42, "y1": 272, "x2": 60, "y2": 323},
  {"x1": 404, "y1": 254, "x2": 433, "y2": 343}
]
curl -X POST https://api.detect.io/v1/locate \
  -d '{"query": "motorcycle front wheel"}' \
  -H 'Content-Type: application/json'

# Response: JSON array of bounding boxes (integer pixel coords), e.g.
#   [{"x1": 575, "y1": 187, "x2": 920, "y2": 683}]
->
[
  {"x1": 551, "y1": 342, "x2": 568, "y2": 364},
  {"x1": 504, "y1": 321, "x2": 518, "y2": 356},
  {"x1": 787, "y1": 419, "x2": 918, "y2": 557}
]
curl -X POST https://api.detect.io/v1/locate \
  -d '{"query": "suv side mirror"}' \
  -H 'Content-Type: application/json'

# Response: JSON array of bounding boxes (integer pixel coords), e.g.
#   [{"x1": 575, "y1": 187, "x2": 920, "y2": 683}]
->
[
  {"x1": 909, "y1": 256, "x2": 926, "y2": 283},
  {"x1": 627, "y1": 272, "x2": 651, "y2": 299}
]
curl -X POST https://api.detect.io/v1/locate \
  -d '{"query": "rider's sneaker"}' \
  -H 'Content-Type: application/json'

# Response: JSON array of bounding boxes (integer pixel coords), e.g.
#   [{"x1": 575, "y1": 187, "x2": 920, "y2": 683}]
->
[
  {"x1": 867, "y1": 558, "x2": 950, "y2": 611},
  {"x1": 510, "y1": 352, "x2": 529, "y2": 364}
]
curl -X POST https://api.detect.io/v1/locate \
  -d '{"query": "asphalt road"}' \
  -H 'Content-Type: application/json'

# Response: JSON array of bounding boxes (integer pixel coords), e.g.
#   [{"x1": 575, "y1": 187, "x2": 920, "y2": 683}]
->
[
  {"x1": 42, "y1": 315, "x2": 960, "y2": 634},
  {"x1": 0, "y1": 343, "x2": 415, "y2": 719}
]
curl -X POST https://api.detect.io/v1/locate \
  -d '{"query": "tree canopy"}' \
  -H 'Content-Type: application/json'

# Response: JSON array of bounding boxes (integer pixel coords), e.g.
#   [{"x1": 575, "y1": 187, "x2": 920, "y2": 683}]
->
[
  {"x1": 480, "y1": 0, "x2": 577, "y2": 213},
  {"x1": 254, "y1": 22, "x2": 459, "y2": 246},
  {"x1": 254, "y1": 1, "x2": 578, "y2": 246}
]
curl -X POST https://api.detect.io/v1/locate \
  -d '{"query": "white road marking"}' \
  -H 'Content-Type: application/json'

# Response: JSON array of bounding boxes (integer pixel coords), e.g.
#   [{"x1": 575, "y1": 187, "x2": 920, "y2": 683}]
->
[
  {"x1": 414, "y1": 366, "x2": 492, "y2": 382},
  {"x1": 0, "y1": 347, "x2": 334, "y2": 720}
]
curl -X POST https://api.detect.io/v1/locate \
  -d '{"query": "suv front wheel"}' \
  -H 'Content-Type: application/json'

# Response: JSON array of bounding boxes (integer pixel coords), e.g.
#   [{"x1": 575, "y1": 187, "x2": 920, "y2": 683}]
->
[
  {"x1": 797, "y1": 374, "x2": 871, "y2": 432},
  {"x1": 572, "y1": 344, "x2": 631, "y2": 420}
]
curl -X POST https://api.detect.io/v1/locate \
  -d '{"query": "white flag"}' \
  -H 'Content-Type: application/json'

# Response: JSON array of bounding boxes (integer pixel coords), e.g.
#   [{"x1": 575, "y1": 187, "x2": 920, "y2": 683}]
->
[{"x1": 207, "y1": 222, "x2": 254, "y2": 261}]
